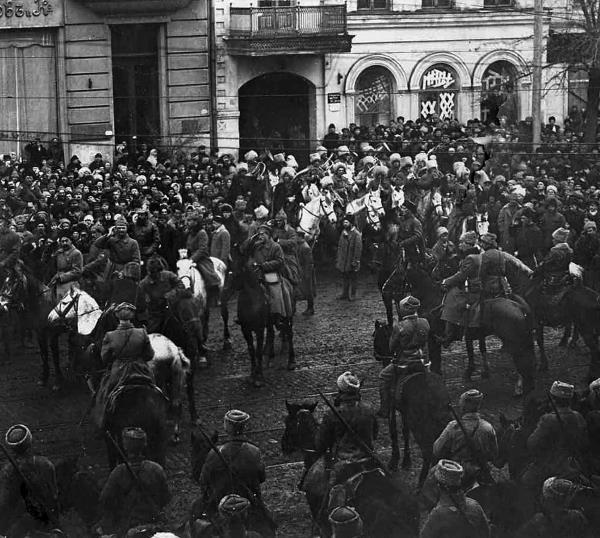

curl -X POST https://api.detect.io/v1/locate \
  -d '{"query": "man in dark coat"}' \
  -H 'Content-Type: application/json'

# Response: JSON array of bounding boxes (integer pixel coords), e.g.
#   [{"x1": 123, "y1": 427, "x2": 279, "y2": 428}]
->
[
  {"x1": 574, "y1": 220, "x2": 600, "y2": 290},
  {"x1": 197, "y1": 410, "x2": 274, "y2": 537},
  {"x1": 440, "y1": 231, "x2": 481, "y2": 345},
  {"x1": 531, "y1": 227, "x2": 573, "y2": 289},
  {"x1": 515, "y1": 207, "x2": 543, "y2": 268},
  {"x1": 210, "y1": 214, "x2": 231, "y2": 265},
  {"x1": 0, "y1": 215, "x2": 21, "y2": 279},
  {"x1": 377, "y1": 295, "x2": 430, "y2": 418},
  {"x1": 0, "y1": 424, "x2": 59, "y2": 537},
  {"x1": 516, "y1": 477, "x2": 590, "y2": 538},
  {"x1": 185, "y1": 211, "x2": 221, "y2": 301},
  {"x1": 420, "y1": 460, "x2": 490, "y2": 538},
  {"x1": 296, "y1": 230, "x2": 315, "y2": 316},
  {"x1": 316, "y1": 371, "x2": 378, "y2": 486},
  {"x1": 272, "y1": 208, "x2": 300, "y2": 286},
  {"x1": 336, "y1": 214, "x2": 362, "y2": 301},
  {"x1": 522, "y1": 381, "x2": 588, "y2": 494},
  {"x1": 130, "y1": 208, "x2": 161, "y2": 272},
  {"x1": 97, "y1": 427, "x2": 169, "y2": 536}
]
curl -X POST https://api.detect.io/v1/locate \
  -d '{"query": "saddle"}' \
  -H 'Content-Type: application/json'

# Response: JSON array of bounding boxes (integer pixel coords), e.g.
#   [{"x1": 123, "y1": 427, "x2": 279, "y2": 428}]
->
[
  {"x1": 327, "y1": 466, "x2": 385, "y2": 514},
  {"x1": 106, "y1": 378, "x2": 166, "y2": 417}
]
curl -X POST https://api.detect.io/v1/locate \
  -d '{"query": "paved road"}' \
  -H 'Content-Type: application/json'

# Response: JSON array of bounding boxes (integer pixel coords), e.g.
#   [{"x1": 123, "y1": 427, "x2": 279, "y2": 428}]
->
[{"x1": 0, "y1": 269, "x2": 591, "y2": 536}]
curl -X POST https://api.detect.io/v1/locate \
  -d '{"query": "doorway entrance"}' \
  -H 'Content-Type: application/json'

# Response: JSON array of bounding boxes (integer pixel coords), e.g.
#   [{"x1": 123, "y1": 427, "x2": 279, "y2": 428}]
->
[
  {"x1": 111, "y1": 24, "x2": 160, "y2": 148},
  {"x1": 239, "y1": 72, "x2": 314, "y2": 165}
]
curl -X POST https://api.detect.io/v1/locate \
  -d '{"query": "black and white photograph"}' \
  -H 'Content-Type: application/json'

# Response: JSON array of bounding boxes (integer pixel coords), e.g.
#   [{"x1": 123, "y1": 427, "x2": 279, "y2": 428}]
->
[{"x1": 0, "y1": 0, "x2": 599, "y2": 536}]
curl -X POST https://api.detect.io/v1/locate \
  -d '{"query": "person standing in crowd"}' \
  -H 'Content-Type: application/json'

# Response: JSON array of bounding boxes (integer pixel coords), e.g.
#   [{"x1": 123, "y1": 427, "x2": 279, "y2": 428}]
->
[
  {"x1": 210, "y1": 213, "x2": 231, "y2": 265},
  {"x1": 515, "y1": 206, "x2": 543, "y2": 268},
  {"x1": 336, "y1": 214, "x2": 362, "y2": 301},
  {"x1": 295, "y1": 230, "x2": 315, "y2": 316}
]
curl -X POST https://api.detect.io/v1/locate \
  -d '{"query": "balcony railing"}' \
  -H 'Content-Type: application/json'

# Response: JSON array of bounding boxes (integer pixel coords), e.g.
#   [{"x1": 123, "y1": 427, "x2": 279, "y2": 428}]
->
[{"x1": 230, "y1": 5, "x2": 348, "y2": 37}]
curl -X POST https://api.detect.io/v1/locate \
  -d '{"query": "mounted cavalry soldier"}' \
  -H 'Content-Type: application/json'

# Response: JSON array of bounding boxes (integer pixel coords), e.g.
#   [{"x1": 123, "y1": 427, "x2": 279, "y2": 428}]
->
[
  {"x1": 440, "y1": 231, "x2": 481, "y2": 346},
  {"x1": 244, "y1": 223, "x2": 294, "y2": 324},
  {"x1": 130, "y1": 207, "x2": 161, "y2": 274},
  {"x1": 49, "y1": 232, "x2": 83, "y2": 300},
  {"x1": 197, "y1": 409, "x2": 275, "y2": 537},
  {"x1": 0, "y1": 214, "x2": 21, "y2": 281},
  {"x1": 522, "y1": 381, "x2": 589, "y2": 495},
  {"x1": 0, "y1": 424, "x2": 59, "y2": 537},
  {"x1": 316, "y1": 372, "x2": 378, "y2": 490},
  {"x1": 139, "y1": 256, "x2": 187, "y2": 334},
  {"x1": 432, "y1": 389, "x2": 498, "y2": 488},
  {"x1": 329, "y1": 506, "x2": 364, "y2": 538},
  {"x1": 97, "y1": 427, "x2": 170, "y2": 537},
  {"x1": 91, "y1": 302, "x2": 155, "y2": 429},
  {"x1": 377, "y1": 295, "x2": 430, "y2": 419},
  {"x1": 516, "y1": 477, "x2": 590, "y2": 538},
  {"x1": 420, "y1": 460, "x2": 490, "y2": 538}
]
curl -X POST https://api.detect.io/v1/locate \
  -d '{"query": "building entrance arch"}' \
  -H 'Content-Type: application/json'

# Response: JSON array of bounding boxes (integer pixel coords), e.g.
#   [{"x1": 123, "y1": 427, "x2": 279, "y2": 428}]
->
[{"x1": 239, "y1": 72, "x2": 315, "y2": 164}]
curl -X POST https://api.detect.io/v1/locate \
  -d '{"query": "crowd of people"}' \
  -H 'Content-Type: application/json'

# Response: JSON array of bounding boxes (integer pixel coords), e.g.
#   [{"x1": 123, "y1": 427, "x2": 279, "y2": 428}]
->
[{"x1": 1, "y1": 107, "x2": 600, "y2": 538}]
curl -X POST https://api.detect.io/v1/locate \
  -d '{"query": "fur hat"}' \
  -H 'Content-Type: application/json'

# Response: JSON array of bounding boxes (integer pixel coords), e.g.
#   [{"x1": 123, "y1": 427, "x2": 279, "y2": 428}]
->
[
  {"x1": 114, "y1": 214, "x2": 128, "y2": 227},
  {"x1": 114, "y1": 302, "x2": 136, "y2": 320},
  {"x1": 398, "y1": 295, "x2": 420, "y2": 312},
  {"x1": 280, "y1": 166, "x2": 296, "y2": 178},
  {"x1": 583, "y1": 220, "x2": 597, "y2": 233},
  {"x1": 400, "y1": 156, "x2": 413, "y2": 168},
  {"x1": 362, "y1": 156, "x2": 376, "y2": 166},
  {"x1": 372, "y1": 165, "x2": 389, "y2": 177},
  {"x1": 254, "y1": 205, "x2": 269, "y2": 220},
  {"x1": 320, "y1": 176, "x2": 334, "y2": 188},
  {"x1": 342, "y1": 213, "x2": 355, "y2": 225},
  {"x1": 244, "y1": 150, "x2": 258, "y2": 162},
  {"x1": 551, "y1": 227, "x2": 570, "y2": 243},
  {"x1": 435, "y1": 459, "x2": 464, "y2": 488},
  {"x1": 459, "y1": 389, "x2": 483, "y2": 407},
  {"x1": 6, "y1": 424, "x2": 32, "y2": 453},
  {"x1": 309, "y1": 153, "x2": 321, "y2": 163},
  {"x1": 459, "y1": 231, "x2": 478, "y2": 246},
  {"x1": 479, "y1": 233, "x2": 498, "y2": 248},
  {"x1": 273, "y1": 153, "x2": 286, "y2": 164},
  {"x1": 122, "y1": 427, "x2": 147, "y2": 452},
  {"x1": 437, "y1": 226, "x2": 449, "y2": 237},
  {"x1": 219, "y1": 203, "x2": 233, "y2": 213},
  {"x1": 550, "y1": 380, "x2": 574, "y2": 399},
  {"x1": 336, "y1": 371, "x2": 360, "y2": 393},
  {"x1": 542, "y1": 477, "x2": 576, "y2": 507},
  {"x1": 337, "y1": 145, "x2": 350, "y2": 156},
  {"x1": 389, "y1": 153, "x2": 402, "y2": 163},
  {"x1": 224, "y1": 409, "x2": 250, "y2": 432},
  {"x1": 589, "y1": 378, "x2": 600, "y2": 392}
]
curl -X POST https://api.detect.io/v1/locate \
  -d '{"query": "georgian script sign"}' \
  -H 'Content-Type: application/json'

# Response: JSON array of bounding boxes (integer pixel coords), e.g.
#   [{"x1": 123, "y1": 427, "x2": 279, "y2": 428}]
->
[{"x1": 0, "y1": 0, "x2": 63, "y2": 28}]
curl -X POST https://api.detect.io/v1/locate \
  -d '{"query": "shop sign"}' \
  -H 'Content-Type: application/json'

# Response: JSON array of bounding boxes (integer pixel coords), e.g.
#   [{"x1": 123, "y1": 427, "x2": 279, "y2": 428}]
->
[
  {"x1": 327, "y1": 93, "x2": 341, "y2": 104},
  {"x1": 0, "y1": 0, "x2": 63, "y2": 29}
]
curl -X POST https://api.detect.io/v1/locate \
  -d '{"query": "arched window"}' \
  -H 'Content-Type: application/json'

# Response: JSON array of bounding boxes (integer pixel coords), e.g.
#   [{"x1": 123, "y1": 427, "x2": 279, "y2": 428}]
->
[
  {"x1": 481, "y1": 60, "x2": 519, "y2": 124},
  {"x1": 419, "y1": 64, "x2": 459, "y2": 120},
  {"x1": 355, "y1": 66, "x2": 394, "y2": 126}
]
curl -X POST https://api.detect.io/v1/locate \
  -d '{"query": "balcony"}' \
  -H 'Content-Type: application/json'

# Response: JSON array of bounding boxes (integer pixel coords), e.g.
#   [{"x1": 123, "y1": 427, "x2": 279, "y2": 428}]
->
[
  {"x1": 225, "y1": 5, "x2": 354, "y2": 56},
  {"x1": 79, "y1": 0, "x2": 193, "y2": 16}
]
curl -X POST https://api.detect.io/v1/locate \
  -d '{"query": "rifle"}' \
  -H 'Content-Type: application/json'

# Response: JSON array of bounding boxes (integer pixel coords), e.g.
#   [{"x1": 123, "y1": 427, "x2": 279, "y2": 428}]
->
[
  {"x1": 317, "y1": 390, "x2": 391, "y2": 477},
  {"x1": 194, "y1": 424, "x2": 277, "y2": 531},
  {"x1": 448, "y1": 404, "x2": 494, "y2": 484},
  {"x1": 547, "y1": 392, "x2": 585, "y2": 473},
  {"x1": 104, "y1": 431, "x2": 163, "y2": 514},
  {"x1": 0, "y1": 442, "x2": 59, "y2": 527}
]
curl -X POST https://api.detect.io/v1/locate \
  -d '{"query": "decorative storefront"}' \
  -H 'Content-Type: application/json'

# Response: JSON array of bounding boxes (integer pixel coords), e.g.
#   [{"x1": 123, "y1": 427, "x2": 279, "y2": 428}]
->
[{"x1": 419, "y1": 64, "x2": 459, "y2": 120}]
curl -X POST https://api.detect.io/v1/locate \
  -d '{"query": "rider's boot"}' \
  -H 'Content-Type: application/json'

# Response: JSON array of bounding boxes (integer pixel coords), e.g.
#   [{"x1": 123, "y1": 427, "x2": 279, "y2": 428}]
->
[
  {"x1": 441, "y1": 322, "x2": 458, "y2": 348},
  {"x1": 348, "y1": 278, "x2": 357, "y2": 302}
]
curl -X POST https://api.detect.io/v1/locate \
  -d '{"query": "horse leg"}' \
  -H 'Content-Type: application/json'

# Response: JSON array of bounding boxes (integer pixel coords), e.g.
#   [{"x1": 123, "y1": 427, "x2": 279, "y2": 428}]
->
[
  {"x1": 389, "y1": 409, "x2": 400, "y2": 472},
  {"x1": 265, "y1": 320, "x2": 275, "y2": 369},
  {"x1": 419, "y1": 450, "x2": 433, "y2": 489},
  {"x1": 401, "y1": 411, "x2": 412, "y2": 470},
  {"x1": 50, "y1": 329, "x2": 64, "y2": 391},
  {"x1": 580, "y1": 327, "x2": 600, "y2": 382},
  {"x1": 465, "y1": 333, "x2": 476, "y2": 381},
  {"x1": 187, "y1": 352, "x2": 198, "y2": 424},
  {"x1": 37, "y1": 329, "x2": 50, "y2": 387},
  {"x1": 255, "y1": 328, "x2": 265, "y2": 388},
  {"x1": 242, "y1": 326, "x2": 257, "y2": 383},
  {"x1": 286, "y1": 318, "x2": 296, "y2": 371},
  {"x1": 479, "y1": 334, "x2": 490, "y2": 379},
  {"x1": 570, "y1": 325, "x2": 580, "y2": 348},
  {"x1": 221, "y1": 300, "x2": 232, "y2": 351},
  {"x1": 536, "y1": 322, "x2": 548, "y2": 372}
]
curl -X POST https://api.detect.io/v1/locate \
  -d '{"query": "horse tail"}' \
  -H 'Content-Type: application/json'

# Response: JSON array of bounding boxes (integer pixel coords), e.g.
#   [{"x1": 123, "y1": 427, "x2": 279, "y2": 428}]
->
[{"x1": 171, "y1": 347, "x2": 190, "y2": 408}]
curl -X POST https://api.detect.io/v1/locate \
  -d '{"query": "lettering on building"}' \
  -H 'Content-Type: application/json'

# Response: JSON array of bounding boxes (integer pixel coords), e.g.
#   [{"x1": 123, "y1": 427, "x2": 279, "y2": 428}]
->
[{"x1": 0, "y1": 0, "x2": 53, "y2": 18}]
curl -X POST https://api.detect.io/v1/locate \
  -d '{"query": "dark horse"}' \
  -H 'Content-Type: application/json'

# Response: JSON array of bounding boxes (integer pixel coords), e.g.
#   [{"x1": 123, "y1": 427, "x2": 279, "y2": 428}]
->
[
  {"x1": 233, "y1": 257, "x2": 295, "y2": 387},
  {"x1": 280, "y1": 401, "x2": 420, "y2": 537},
  {"x1": 519, "y1": 274, "x2": 600, "y2": 381},
  {"x1": 1, "y1": 270, "x2": 81, "y2": 391},
  {"x1": 405, "y1": 262, "x2": 535, "y2": 396}
]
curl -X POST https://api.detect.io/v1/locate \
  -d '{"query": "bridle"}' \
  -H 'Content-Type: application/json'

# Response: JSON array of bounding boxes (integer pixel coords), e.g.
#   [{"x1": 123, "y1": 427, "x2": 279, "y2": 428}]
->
[
  {"x1": 52, "y1": 290, "x2": 80, "y2": 323},
  {"x1": 298, "y1": 196, "x2": 335, "y2": 235}
]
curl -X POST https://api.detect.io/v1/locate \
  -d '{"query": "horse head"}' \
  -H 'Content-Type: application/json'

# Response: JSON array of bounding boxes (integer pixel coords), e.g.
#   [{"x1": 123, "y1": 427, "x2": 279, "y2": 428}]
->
[
  {"x1": 496, "y1": 413, "x2": 528, "y2": 476},
  {"x1": 48, "y1": 287, "x2": 80, "y2": 326},
  {"x1": 390, "y1": 185, "x2": 405, "y2": 210},
  {"x1": 281, "y1": 400, "x2": 318, "y2": 455},
  {"x1": 320, "y1": 192, "x2": 338, "y2": 224}
]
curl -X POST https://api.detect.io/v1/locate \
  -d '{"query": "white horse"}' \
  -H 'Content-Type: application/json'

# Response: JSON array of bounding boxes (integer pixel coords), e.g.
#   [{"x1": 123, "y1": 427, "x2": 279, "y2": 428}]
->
[
  {"x1": 346, "y1": 188, "x2": 386, "y2": 231},
  {"x1": 297, "y1": 192, "x2": 337, "y2": 241},
  {"x1": 48, "y1": 287, "x2": 192, "y2": 440},
  {"x1": 176, "y1": 252, "x2": 230, "y2": 350}
]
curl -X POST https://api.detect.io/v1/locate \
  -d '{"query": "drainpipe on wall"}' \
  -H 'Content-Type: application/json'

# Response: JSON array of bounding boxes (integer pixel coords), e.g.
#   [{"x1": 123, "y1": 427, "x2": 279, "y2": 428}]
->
[{"x1": 208, "y1": 0, "x2": 218, "y2": 150}]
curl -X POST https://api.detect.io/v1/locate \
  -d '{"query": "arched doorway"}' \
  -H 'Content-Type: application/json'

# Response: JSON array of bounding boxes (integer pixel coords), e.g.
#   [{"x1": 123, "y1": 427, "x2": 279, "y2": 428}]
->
[
  {"x1": 239, "y1": 72, "x2": 314, "y2": 164},
  {"x1": 480, "y1": 61, "x2": 519, "y2": 125},
  {"x1": 355, "y1": 66, "x2": 395, "y2": 126},
  {"x1": 419, "y1": 63, "x2": 459, "y2": 120}
]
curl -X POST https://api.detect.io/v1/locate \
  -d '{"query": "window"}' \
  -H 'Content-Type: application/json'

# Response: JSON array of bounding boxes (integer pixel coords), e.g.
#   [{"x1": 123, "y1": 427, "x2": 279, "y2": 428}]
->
[
  {"x1": 481, "y1": 61, "x2": 519, "y2": 124},
  {"x1": 258, "y1": 0, "x2": 292, "y2": 6},
  {"x1": 357, "y1": 0, "x2": 390, "y2": 9},
  {"x1": 419, "y1": 64, "x2": 458, "y2": 120},
  {"x1": 355, "y1": 66, "x2": 394, "y2": 126},
  {"x1": 483, "y1": 0, "x2": 513, "y2": 6},
  {"x1": 421, "y1": 0, "x2": 454, "y2": 8}
]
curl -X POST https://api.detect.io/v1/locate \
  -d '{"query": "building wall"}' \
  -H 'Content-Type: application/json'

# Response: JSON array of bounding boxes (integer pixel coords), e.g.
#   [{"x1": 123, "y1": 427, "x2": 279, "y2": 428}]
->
[{"x1": 215, "y1": 0, "x2": 569, "y2": 156}]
